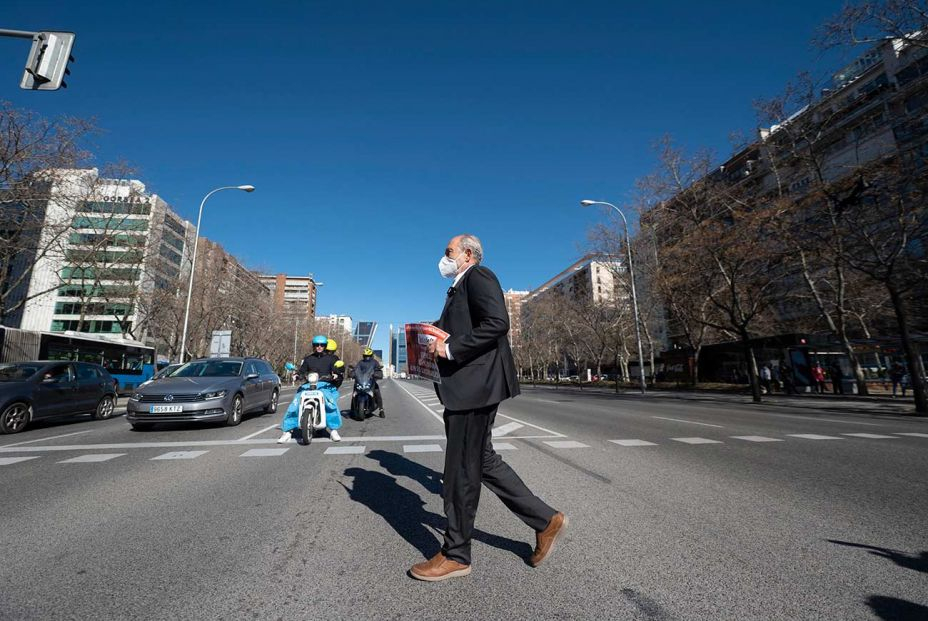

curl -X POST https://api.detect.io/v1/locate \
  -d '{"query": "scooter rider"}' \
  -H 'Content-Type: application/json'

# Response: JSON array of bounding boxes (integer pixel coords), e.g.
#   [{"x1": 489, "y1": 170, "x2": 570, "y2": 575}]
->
[
  {"x1": 278, "y1": 335, "x2": 344, "y2": 443},
  {"x1": 354, "y1": 347, "x2": 385, "y2": 417}
]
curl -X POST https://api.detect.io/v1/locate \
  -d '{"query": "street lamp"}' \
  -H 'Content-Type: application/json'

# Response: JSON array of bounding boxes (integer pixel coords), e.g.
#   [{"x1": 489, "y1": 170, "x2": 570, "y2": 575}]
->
[
  {"x1": 580, "y1": 199, "x2": 647, "y2": 395},
  {"x1": 178, "y1": 185, "x2": 255, "y2": 363}
]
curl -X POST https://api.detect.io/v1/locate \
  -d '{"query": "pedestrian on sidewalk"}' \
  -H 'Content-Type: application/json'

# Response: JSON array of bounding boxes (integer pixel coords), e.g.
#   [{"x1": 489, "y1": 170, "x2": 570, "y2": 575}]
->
[
  {"x1": 812, "y1": 363, "x2": 827, "y2": 394},
  {"x1": 829, "y1": 361, "x2": 844, "y2": 395},
  {"x1": 760, "y1": 365, "x2": 772, "y2": 395},
  {"x1": 889, "y1": 362, "x2": 905, "y2": 397},
  {"x1": 410, "y1": 234, "x2": 567, "y2": 582},
  {"x1": 779, "y1": 361, "x2": 795, "y2": 395}
]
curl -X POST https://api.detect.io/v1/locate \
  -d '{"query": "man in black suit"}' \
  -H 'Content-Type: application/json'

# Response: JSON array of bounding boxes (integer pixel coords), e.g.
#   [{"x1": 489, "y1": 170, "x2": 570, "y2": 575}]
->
[{"x1": 409, "y1": 234, "x2": 567, "y2": 582}]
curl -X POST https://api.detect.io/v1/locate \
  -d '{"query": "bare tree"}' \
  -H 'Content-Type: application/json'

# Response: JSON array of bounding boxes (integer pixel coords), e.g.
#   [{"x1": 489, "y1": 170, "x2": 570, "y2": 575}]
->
[
  {"x1": 0, "y1": 103, "x2": 97, "y2": 324},
  {"x1": 820, "y1": 0, "x2": 928, "y2": 50}
]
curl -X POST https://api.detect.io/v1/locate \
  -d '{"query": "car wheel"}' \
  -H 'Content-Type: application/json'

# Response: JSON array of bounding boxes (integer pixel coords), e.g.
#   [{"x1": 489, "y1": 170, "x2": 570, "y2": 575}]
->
[
  {"x1": 226, "y1": 394, "x2": 244, "y2": 426},
  {"x1": 264, "y1": 389, "x2": 279, "y2": 414},
  {"x1": 0, "y1": 402, "x2": 31, "y2": 434},
  {"x1": 130, "y1": 422, "x2": 154, "y2": 431},
  {"x1": 92, "y1": 395, "x2": 116, "y2": 420}
]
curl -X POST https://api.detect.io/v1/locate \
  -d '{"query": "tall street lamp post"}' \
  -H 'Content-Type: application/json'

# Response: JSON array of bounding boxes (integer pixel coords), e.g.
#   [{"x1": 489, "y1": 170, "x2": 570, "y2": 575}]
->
[
  {"x1": 580, "y1": 199, "x2": 647, "y2": 395},
  {"x1": 178, "y1": 184, "x2": 255, "y2": 363}
]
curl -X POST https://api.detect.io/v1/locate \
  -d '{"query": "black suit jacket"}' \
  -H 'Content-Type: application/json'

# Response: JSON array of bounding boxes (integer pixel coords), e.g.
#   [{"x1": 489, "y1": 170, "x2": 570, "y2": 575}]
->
[{"x1": 434, "y1": 265, "x2": 520, "y2": 410}]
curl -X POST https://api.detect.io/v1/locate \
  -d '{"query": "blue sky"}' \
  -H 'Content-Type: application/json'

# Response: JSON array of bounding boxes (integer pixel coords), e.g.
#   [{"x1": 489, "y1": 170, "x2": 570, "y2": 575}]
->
[{"x1": 1, "y1": 1, "x2": 855, "y2": 356}]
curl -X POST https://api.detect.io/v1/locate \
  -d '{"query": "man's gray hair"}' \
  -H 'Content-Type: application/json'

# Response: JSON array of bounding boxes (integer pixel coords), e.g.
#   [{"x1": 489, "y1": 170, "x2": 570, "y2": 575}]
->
[{"x1": 459, "y1": 234, "x2": 483, "y2": 264}]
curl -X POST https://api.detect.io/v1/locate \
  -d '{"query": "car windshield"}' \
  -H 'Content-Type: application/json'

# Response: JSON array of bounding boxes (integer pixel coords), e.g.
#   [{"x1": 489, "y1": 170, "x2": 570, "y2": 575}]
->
[
  {"x1": 156, "y1": 364, "x2": 181, "y2": 379},
  {"x1": 172, "y1": 361, "x2": 242, "y2": 377},
  {"x1": 0, "y1": 363, "x2": 43, "y2": 381}
]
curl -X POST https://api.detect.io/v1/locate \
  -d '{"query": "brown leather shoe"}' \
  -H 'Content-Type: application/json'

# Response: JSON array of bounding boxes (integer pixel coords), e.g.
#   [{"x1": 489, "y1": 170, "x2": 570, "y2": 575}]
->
[
  {"x1": 529, "y1": 512, "x2": 568, "y2": 567},
  {"x1": 409, "y1": 552, "x2": 472, "y2": 582}
]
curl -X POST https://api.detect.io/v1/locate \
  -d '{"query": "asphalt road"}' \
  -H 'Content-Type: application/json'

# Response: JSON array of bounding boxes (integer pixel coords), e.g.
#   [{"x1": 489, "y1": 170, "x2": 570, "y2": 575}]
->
[{"x1": 1, "y1": 379, "x2": 926, "y2": 620}]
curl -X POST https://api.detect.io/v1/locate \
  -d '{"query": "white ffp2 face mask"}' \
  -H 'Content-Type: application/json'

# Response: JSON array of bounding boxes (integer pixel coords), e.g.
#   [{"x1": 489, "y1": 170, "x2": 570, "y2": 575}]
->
[{"x1": 438, "y1": 255, "x2": 458, "y2": 278}]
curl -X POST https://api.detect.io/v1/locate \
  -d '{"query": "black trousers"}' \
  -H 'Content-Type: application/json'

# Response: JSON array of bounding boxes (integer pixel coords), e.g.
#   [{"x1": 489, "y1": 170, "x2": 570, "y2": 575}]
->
[{"x1": 441, "y1": 403, "x2": 556, "y2": 565}]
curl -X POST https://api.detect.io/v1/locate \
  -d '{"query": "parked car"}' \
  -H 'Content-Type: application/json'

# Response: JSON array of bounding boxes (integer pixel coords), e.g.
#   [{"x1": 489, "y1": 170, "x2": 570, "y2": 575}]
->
[
  {"x1": 126, "y1": 357, "x2": 280, "y2": 430},
  {"x1": 0, "y1": 361, "x2": 118, "y2": 434}
]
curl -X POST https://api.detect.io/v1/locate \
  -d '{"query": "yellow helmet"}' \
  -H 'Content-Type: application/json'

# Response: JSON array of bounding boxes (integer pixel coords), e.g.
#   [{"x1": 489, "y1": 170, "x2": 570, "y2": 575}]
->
[
  {"x1": 363, "y1": 348, "x2": 374, "y2": 357},
  {"x1": 326, "y1": 339, "x2": 337, "y2": 352}
]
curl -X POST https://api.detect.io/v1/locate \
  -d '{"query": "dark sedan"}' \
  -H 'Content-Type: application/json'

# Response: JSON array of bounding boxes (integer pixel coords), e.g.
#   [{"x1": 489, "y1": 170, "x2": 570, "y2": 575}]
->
[
  {"x1": 0, "y1": 361, "x2": 119, "y2": 434},
  {"x1": 125, "y1": 357, "x2": 280, "y2": 430}
]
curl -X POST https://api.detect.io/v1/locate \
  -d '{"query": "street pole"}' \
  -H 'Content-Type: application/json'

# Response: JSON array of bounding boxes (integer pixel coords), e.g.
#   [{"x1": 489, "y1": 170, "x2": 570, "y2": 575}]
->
[
  {"x1": 178, "y1": 184, "x2": 254, "y2": 363},
  {"x1": 581, "y1": 200, "x2": 647, "y2": 395}
]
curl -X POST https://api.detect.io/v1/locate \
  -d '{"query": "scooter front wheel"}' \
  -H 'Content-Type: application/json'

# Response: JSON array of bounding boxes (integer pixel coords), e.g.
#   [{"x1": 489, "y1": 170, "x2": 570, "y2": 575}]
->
[{"x1": 300, "y1": 407, "x2": 312, "y2": 445}]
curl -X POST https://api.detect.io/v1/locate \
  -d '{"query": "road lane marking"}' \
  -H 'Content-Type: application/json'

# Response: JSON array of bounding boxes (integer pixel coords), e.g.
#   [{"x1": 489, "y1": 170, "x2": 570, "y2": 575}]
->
[
  {"x1": 492, "y1": 442, "x2": 517, "y2": 451},
  {"x1": 652, "y1": 416, "x2": 724, "y2": 428},
  {"x1": 896, "y1": 433, "x2": 928, "y2": 438},
  {"x1": 394, "y1": 381, "x2": 445, "y2": 425},
  {"x1": 237, "y1": 424, "x2": 280, "y2": 441},
  {"x1": 671, "y1": 437, "x2": 723, "y2": 444},
  {"x1": 787, "y1": 434, "x2": 843, "y2": 440},
  {"x1": 151, "y1": 451, "x2": 209, "y2": 460},
  {"x1": 841, "y1": 433, "x2": 898, "y2": 439},
  {"x1": 0, "y1": 434, "x2": 569, "y2": 452},
  {"x1": 325, "y1": 446, "x2": 366, "y2": 455},
  {"x1": 59, "y1": 453, "x2": 125, "y2": 463},
  {"x1": 730, "y1": 436, "x2": 783, "y2": 442},
  {"x1": 609, "y1": 439, "x2": 658, "y2": 447},
  {"x1": 543, "y1": 440, "x2": 590, "y2": 449},
  {"x1": 495, "y1": 412, "x2": 567, "y2": 438},
  {"x1": 0, "y1": 456, "x2": 41, "y2": 465},
  {"x1": 491, "y1": 422, "x2": 523, "y2": 437},
  {"x1": 0, "y1": 429, "x2": 95, "y2": 447},
  {"x1": 403, "y1": 444, "x2": 443, "y2": 453},
  {"x1": 241, "y1": 448, "x2": 289, "y2": 457}
]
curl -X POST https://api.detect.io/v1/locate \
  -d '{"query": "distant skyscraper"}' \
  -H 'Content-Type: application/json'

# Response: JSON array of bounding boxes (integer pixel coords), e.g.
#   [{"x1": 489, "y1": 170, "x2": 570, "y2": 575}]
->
[
  {"x1": 390, "y1": 325, "x2": 407, "y2": 374},
  {"x1": 352, "y1": 321, "x2": 377, "y2": 348}
]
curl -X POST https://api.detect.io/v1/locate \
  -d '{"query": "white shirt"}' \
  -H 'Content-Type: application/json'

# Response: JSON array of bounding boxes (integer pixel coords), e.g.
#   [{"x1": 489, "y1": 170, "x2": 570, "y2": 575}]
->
[{"x1": 444, "y1": 264, "x2": 473, "y2": 360}]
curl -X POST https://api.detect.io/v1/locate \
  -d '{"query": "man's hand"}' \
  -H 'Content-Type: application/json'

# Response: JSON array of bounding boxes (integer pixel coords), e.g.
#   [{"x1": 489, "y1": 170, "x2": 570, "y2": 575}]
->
[{"x1": 428, "y1": 336, "x2": 448, "y2": 359}]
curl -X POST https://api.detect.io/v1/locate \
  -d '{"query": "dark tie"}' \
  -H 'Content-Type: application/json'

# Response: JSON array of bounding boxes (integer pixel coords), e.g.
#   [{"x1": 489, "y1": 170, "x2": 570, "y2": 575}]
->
[{"x1": 447, "y1": 286, "x2": 456, "y2": 297}]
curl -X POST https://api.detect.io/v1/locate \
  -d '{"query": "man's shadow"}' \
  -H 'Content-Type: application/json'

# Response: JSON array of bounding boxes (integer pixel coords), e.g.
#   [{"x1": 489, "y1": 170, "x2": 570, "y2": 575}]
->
[
  {"x1": 828, "y1": 539, "x2": 928, "y2": 574},
  {"x1": 341, "y1": 451, "x2": 533, "y2": 561}
]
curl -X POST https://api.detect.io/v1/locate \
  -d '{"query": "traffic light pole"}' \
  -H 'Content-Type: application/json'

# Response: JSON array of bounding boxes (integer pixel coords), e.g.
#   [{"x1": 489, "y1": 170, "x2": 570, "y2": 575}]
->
[{"x1": 0, "y1": 28, "x2": 40, "y2": 39}]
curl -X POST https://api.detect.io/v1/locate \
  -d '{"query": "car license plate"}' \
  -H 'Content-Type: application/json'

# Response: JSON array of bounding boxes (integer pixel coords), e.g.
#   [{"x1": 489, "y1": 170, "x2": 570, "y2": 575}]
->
[{"x1": 150, "y1": 405, "x2": 183, "y2": 413}]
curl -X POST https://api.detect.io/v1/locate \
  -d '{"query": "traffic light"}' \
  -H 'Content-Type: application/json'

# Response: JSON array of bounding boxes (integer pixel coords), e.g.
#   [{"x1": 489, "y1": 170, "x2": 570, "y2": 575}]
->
[{"x1": 20, "y1": 31, "x2": 75, "y2": 90}]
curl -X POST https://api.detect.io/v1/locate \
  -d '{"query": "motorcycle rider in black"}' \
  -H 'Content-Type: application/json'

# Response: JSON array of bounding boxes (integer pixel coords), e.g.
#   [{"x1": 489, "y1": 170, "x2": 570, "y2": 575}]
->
[
  {"x1": 354, "y1": 348, "x2": 384, "y2": 417},
  {"x1": 299, "y1": 337, "x2": 343, "y2": 387}
]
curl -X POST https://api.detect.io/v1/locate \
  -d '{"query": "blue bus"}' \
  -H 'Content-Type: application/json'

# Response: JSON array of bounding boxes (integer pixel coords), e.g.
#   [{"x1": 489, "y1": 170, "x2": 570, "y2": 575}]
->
[{"x1": 0, "y1": 327, "x2": 156, "y2": 394}]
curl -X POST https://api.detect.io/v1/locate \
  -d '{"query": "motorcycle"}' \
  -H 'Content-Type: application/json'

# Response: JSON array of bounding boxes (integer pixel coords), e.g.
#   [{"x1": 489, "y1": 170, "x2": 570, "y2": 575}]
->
[
  {"x1": 350, "y1": 365, "x2": 379, "y2": 421},
  {"x1": 298, "y1": 372, "x2": 331, "y2": 445}
]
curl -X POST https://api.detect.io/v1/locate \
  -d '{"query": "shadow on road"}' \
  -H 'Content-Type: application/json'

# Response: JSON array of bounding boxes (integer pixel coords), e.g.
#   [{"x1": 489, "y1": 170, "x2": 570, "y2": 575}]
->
[
  {"x1": 867, "y1": 595, "x2": 928, "y2": 620},
  {"x1": 828, "y1": 539, "x2": 928, "y2": 574},
  {"x1": 340, "y1": 455, "x2": 533, "y2": 561}
]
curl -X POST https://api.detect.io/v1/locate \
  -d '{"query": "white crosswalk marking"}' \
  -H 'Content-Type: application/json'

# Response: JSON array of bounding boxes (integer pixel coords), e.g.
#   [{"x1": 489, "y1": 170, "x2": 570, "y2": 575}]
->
[
  {"x1": 151, "y1": 451, "x2": 209, "y2": 460},
  {"x1": 896, "y1": 433, "x2": 928, "y2": 438},
  {"x1": 671, "y1": 437, "x2": 722, "y2": 445},
  {"x1": 324, "y1": 446, "x2": 365, "y2": 455},
  {"x1": 492, "y1": 422, "x2": 524, "y2": 437},
  {"x1": 543, "y1": 440, "x2": 590, "y2": 449},
  {"x1": 0, "y1": 456, "x2": 40, "y2": 465},
  {"x1": 492, "y1": 442, "x2": 517, "y2": 451},
  {"x1": 240, "y1": 448, "x2": 289, "y2": 457},
  {"x1": 59, "y1": 454, "x2": 125, "y2": 463},
  {"x1": 842, "y1": 433, "x2": 897, "y2": 439},
  {"x1": 787, "y1": 434, "x2": 843, "y2": 440},
  {"x1": 403, "y1": 444, "x2": 443, "y2": 453},
  {"x1": 609, "y1": 439, "x2": 658, "y2": 447},
  {"x1": 731, "y1": 436, "x2": 783, "y2": 442}
]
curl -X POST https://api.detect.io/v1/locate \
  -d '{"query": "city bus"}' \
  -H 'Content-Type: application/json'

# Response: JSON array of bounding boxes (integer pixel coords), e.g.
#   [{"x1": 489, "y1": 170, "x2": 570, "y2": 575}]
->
[{"x1": 0, "y1": 327, "x2": 156, "y2": 393}]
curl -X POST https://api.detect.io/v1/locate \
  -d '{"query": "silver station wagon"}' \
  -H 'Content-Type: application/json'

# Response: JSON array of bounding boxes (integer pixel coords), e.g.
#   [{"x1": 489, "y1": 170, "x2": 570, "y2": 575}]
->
[{"x1": 126, "y1": 357, "x2": 280, "y2": 430}]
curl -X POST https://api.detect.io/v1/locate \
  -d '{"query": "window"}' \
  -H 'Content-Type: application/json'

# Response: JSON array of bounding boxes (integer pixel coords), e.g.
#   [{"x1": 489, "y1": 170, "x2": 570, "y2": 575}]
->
[
  {"x1": 163, "y1": 232, "x2": 185, "y2": 251},
  {"x1": 78, "y1": 200, "x2": 151, "y2": 216},
  {"x1": 164, "y1": 216, "x2": 185, "y2": 237},
  {"x1": 42, "y1": 364, "x2": 73, "y2": 383},
  {"x1": 75, "y1": 363, "x2": 99, "y2": 381},
  {"x1": 72, "y1": 217, "x2": 148, "y2": 231}
]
